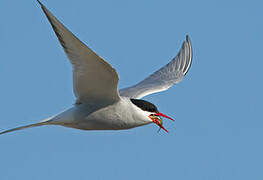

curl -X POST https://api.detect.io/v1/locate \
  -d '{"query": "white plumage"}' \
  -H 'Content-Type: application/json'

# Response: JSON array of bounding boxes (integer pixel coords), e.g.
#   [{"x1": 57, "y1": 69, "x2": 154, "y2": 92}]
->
[{"x1": 0, "y1": 1, "x2": 192, "y2": 135}]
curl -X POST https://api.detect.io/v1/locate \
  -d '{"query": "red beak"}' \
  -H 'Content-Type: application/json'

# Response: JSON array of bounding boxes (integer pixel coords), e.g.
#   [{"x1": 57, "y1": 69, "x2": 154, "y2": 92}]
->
[
  {"x1": 158, "y1": 123, "x2": 169, "y2": 133},
  {"x1": 155, "y1": 112, "x2": 175, "y2": 121},
  {"x1": 148, "y1": 112, "x2": 174, "y2": 133}
]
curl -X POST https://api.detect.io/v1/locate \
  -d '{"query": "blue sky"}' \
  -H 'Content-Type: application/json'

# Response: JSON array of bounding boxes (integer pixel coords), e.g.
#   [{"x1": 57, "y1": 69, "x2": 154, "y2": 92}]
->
[{"x1": 0, "y1": 0, "x2": 262, "y2": 179}]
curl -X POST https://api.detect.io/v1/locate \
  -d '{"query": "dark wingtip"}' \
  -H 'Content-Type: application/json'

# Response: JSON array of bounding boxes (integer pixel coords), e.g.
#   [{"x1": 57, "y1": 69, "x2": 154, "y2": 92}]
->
[
  {"x1": 186, "y1": 35, "x2": 190, "y2": 41},
  {"x1": 36, "y1": 0, "x2": 44, "y2": 6},
  {"x1": 183, "y1": 35, "x2": 193, "y2": 76}
]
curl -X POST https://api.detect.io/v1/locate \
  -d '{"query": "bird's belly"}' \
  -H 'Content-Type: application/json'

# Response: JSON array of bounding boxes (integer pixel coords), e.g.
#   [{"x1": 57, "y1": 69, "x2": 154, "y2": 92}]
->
[
  {"x1": 72, "y1": 117, "x2": 133, "y2": 130},
  {"x1": 55, "y1": 101, "x2": 150, "y2": 131},
  {"x1": 65, "y1": 112, "x2": 140, "y2": 130}
]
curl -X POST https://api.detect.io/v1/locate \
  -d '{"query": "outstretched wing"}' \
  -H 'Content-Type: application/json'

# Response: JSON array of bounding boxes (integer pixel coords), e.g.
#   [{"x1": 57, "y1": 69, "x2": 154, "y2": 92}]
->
[
  {"x1": 119, "y1": 36, "x2": 192, "y2": 99},
  {"x1": 38, "y1": 1, "x2": 120, "y2": 104}
]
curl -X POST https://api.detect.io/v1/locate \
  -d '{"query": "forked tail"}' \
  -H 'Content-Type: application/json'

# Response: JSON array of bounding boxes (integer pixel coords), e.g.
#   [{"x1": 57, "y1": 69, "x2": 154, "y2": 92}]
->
[{"x1": 0, "y1": 118, "x2": 54, "y2": 135}]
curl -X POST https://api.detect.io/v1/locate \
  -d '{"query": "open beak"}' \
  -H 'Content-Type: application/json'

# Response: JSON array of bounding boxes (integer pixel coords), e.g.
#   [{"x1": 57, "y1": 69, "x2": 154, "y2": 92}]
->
[{"x1": 149, "y1": 113, "x2": 175, "y2": 133}]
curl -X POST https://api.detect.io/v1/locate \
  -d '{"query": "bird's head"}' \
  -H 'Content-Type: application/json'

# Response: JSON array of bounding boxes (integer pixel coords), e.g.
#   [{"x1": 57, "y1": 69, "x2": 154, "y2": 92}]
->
[{"x1": 130, "y1": 99, "x2": 174, "y2": 132}]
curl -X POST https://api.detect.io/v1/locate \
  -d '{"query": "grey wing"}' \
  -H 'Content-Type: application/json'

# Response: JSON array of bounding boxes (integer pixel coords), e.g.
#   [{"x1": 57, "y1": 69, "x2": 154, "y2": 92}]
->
[
  {"x1": 119, "y1": 36, "x2": 192, "y2": 99},
  {"x1": 38, "y1": 1, "x2": 120, "y2": 104}
]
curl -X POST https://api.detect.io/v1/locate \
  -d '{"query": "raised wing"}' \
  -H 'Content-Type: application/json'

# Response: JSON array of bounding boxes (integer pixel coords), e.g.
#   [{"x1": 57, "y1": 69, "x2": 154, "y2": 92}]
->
[
  {"x1": 38, "y1": 1, "x2": 120, "y2": 104},
  {"x1": 120, "y1": 36, "x2": 192, "y2": 99}
]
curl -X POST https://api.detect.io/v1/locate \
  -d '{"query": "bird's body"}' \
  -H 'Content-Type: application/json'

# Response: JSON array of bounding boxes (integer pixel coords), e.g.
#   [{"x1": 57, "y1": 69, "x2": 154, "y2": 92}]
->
[
  {"x1": 0, "y1": 1, "x2": 193, "y2": 135},
  {"x1": 50, "y1": 97, "x2": 152, "y2": 131}
]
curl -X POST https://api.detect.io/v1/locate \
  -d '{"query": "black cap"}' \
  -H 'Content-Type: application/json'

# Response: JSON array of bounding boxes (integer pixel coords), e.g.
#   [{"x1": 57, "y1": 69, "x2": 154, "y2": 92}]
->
[{"x1": 130, "y1": 99, "x2": 159, "y2": 113}]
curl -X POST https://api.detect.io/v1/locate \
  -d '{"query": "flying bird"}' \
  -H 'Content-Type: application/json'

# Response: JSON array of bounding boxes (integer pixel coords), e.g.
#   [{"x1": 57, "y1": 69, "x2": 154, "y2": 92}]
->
[{"x1": 0, "y1": 1, "x2": 192, "y2": 135}]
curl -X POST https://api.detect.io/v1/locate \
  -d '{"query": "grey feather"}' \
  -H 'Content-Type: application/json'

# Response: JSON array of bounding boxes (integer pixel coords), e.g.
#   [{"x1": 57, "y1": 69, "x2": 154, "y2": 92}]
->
[{"x1": 119, "y1": 35, "x2": 192, "y2": 99}]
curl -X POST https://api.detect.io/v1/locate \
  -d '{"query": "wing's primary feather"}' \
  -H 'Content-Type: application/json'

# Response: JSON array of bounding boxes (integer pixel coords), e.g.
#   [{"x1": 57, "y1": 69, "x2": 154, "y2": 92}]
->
[
  {"x1": 119, "y1": 36, "x2": 192, "y2": 99},
  {"x1": 37, "y1": 1, "x2": 120, "y2": 104}
]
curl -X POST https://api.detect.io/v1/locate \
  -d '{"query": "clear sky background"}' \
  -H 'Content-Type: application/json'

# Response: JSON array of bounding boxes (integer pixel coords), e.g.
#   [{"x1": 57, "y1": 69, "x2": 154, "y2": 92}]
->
[{"x1": 0, "y1": 0, "x2": 262, "y2": 179}]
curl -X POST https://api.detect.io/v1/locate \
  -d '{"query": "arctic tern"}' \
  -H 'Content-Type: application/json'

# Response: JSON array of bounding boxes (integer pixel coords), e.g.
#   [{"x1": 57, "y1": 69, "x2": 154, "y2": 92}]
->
[{"x1": 0, "y1": 1, "x2": 192, "y2": 135}]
